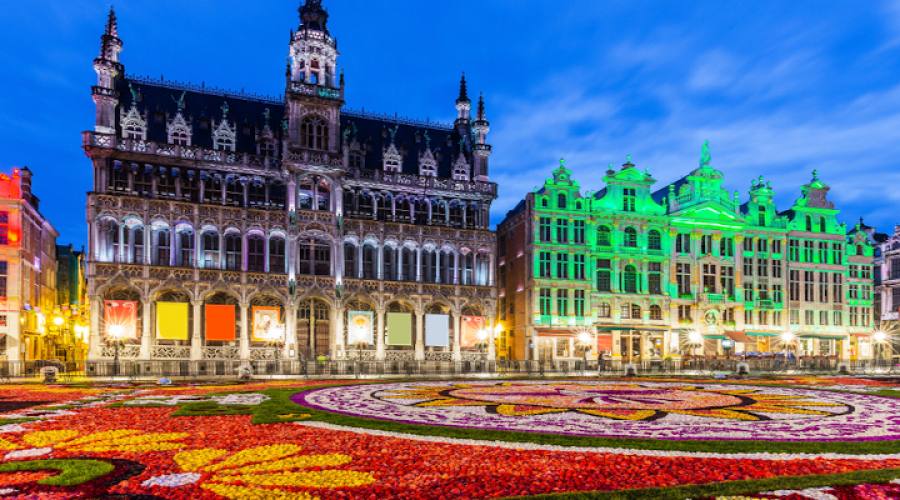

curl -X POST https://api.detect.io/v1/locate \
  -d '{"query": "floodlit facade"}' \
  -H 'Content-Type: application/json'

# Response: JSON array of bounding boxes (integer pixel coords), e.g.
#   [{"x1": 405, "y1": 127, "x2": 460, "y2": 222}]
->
[
  {"x1": 0, "y1": 168, "x2": 62, "y2": 362},
  {"x1": 496, "y1": 144, "x2": 876, "y2": 363},
  {"x1": 83, "y1": 2, "x2": 497, "y2": 364}
]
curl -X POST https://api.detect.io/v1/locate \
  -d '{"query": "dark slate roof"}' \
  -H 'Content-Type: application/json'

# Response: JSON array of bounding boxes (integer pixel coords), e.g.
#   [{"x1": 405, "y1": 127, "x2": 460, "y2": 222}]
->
[
  {"x1": 116, "y1": 77, "x2": 471, "y2": 180},
  {"x1": 651, "y1": 174, "x2": 688, "y2": 204},
  {"x1": 503, "y1": 199, "x2": 526, "y2": 221}
]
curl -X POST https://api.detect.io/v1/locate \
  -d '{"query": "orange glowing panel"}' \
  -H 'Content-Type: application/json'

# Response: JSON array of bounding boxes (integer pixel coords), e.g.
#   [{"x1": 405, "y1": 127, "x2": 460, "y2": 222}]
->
[
  {"x1": 205, "y1": 304, "x2": 236, "y2": 341},
  {"x1": 460, "y1": 315, "x2": 485, "y2": 348},
  {"x1": 103, "y1": 300, "x2": 137, "y2": 339}
]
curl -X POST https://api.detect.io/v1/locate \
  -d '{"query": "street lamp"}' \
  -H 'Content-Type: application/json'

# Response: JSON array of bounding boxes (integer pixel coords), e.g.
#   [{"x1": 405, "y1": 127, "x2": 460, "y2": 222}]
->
[
  {"x1": 476, "y1": 328, "x2": 489, "y2": 356},
  {"x1": 873, "y1": 330, "x2": 891, "y2": 364},
  {"x1": 576, "y1": 329, "x2": 593, "y2": 372},
  {"x1": 107, "y1": 324, "x2": 125, "y2": 376}
]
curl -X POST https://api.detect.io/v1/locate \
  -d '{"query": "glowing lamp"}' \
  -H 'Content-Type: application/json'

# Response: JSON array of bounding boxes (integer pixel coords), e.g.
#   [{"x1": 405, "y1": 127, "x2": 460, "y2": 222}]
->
[
  {"x1": 476, "y1": 328, "x2": 488, "y2": 342},
  {"x1": 108, "y1": 324, "x2": 125, "y2": 339},
  {"x1": 576, "y1": 330, "x2": 592, "y2": 345},
  {"x1": 687, "y1": 330, "x2": 703, "y2": 345},
  {"x1": 780, "y1": 331, "x2": 795, "y2": 343},
  {"x1": 53, "y1": 315, "x2": 64, "y2": 327},
  {"x1": 873, "y1": 330, "x2": 888, "y2": 343}
]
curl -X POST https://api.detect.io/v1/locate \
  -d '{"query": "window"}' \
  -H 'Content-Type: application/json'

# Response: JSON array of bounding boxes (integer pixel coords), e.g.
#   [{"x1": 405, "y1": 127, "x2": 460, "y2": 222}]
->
[
  {"x1": 757, "y1": 238, "x2": 768, "y2": 253},
  {"x1": 720, "y1": 237, "x2": 733, "y2": 257},
  {"x1": 539, "y1": 217, "x2": 551, "y2": 242},
  {"x1": 819, "y1": 310, "x2": 829, "y2": 326},
  {"x1": 623, "y1": 188, "x2": 636, "y2": 212},
  {"x1": 818, "y1": 242, "x2": 828, "y2": 264},
  {"x1": 678, "y1": 305, "x2": 692, "y2": 322},
  {"x1": 202, "y1": 232, "x2": 219, "y2": 268},
  {"x1": 574, "y1": 290, "x2": 585, "y2": 317},
  {"x1": 676, "y1": 233, "x2": 691, "y2": 254},
  {"x1": 805, "y1": 310, "x2": 814, "y2": 325},
  {"x1": 804, "y1": 271, "x2": 814, "y2": 301},
  {"x1": 623, "y1": 227, "x2": 637, "y2": 247},
  {"x1": 555, "y1": 219, "x2": 568, "y2": 243},
  {"x1": 805, "y1": 215, "x2": 813, "y2": 232},
  {"x1": 773, "y1": 240, "x2": 782, "y2": 254},
  {"x1": 802, "y1": 241, "x2": 814, "y2": 262},
  {"x1": 596, "y1": 259, "x2": 611, "y2": 292},
  {"x1": 247, "y1": 236, "x2": 265, "y2": 272},
  {"x1": 720, "y1": 266, "x2": 734, "y2": 297},
  {"x1": 892, "y1": 288, "x2": 900, "y2": 309},
  {"x1": 224, "y1": 233, "x2": 241, "y2": 271},
  {"x1": 557, "y1": 193, "x2": 567, "y2": 209},
  {"x1": 891, "y1": 258, "x2": 900, "y2": 280},
  {"x1": 344, "y1": 243, "x2": 358, "y2": 278},
  {"x1": 701, "y1": 235, "x2": 713, "y2": 255},
  {"x1": 269, "y1": 238, "x2": 285, "y2": 273},
  {"x1": 598, "y1": 302, "x2": 611, "y2": 318},
  {"x1": 0, "y1": 261, "x2": 7, "y2": 298},
  {"x1": 819, "y1": 217, "x2": 826, "y2": 232},
  {"x1": 832, "y1": 274, "x2": 843, "y2": 303},
  {"x1": 623, "y1": 265, "x2": 638, "y2": 293},
  {"x1": 177, "y1": 231, "x2": 193, "y2": 267},
  {"x1": 788, "y1": 240, "x2": 800, "y2": 261},
  {"x1": 832, "y1": 243, "x2": 843, "y2": 265},
  {"x1": 648, "y1": 262, "x2": 662, "y2": 294},
  {"x1": 0, "y1": 212, "x2": 8, "y2": 244},
  {"x1": 833, "y1": 310, "x2": 842, "y2": 326},
  {"x1": 573, "y1": 220, "x2": 585, "y2": 244},
  {"x1": 702, "y1": 264, "x2": 717, "y2": 293},
  {"x1": 556, "y1": 289, "x2": 568, "y2": 316},
  {"x1": 574, "y1": 254, "x2": 585, "y2": 280},
  {"x1": 819, "y1": 273, "x2": 829, "y2": 303},
  {"x1": 789, "y1": 270, "x2": 800, "y2": 301},
  {"x1": 758, "y1": 206, "x2": 766, "y2": 226},
  {"x1": 539, "y1": 289, "x2": 551, "y2": 315},
  {"x1": 676, "y1": 263, "x2": 691, "y2": 296},
  {"x1": 773, "y1": 283, "x2": 783, "y2": 302},
  {"x1": 597, "y1": 226, "x2": 611, "y2": 246},
  {"x1": 772, "y1": 259, "x2": 782, "y2": 278},
  {"x1": 538, "y1": 252, "x2": 551, "y2": 278},
  {"x1": 153, "y1": 229, "x2": 170, "y2": 266},
  {"x1": 744, "y1": 238, "x2": 753, "y2": 252},
  {"x1": 649, "y1": 305, "x2": 662, "y2": 320},
  {"x1": 300, "y1": 115, "x2": 329, "y2": 150},
  {"x1": 743, "y1": 258, "x2": 753, "y2": 277},
  {"x1": 556, "y1": 253, "x2": 569, "y2": 279},
  {"x1": 648, "y1": 230, "x2": 661, "y2": 250},
  {"x1": 790, "y1": 310, "x2": 799, "y2": 325},
  {"x1": 757, "y1": 258, "x2": 768, "y2": 277}
]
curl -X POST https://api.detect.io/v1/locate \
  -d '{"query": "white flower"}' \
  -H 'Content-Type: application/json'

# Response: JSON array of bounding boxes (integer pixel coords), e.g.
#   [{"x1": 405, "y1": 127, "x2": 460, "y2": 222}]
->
[
  {"x1": 4, "y1": 447, "x2": 52, "y2": 460},
  {"x1": 210, "y1": 393, "x2": 269, "y2": 406},
  {"x1": 141, "y1": 472, "x2": 201, "y2": 487}
]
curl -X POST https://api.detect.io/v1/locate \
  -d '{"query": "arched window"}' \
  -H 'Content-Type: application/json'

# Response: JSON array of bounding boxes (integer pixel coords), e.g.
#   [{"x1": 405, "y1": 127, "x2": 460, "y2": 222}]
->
[
  {"x1": 819, "y1": 217, "x2": 826, "y2": 232},
  {"x1": 247, "y1": 235, "x2": 265, "y2": 272},
  {"x1": 401, "y1": 247, "x2": 416, "y2": 281},
  {"x1": 176, "y1": 229, "x2": 193, "y2": 267},
  {"x1": 623, "y1": 227, "x2": 638, "y2": 247},
  {"x1": 152, "y1": 227, "x2": 170, "y2": 266},
  {"x1": 461, "y1": 252, "x2": 474, "y2": 285},
  {"x1": 343, "y1": 242, "x2": 357, "y2": 278},
  {"x1": 362, "y1": 244, "x2": 378, "y2": 279},
  {"x1": 298, "y1": 239, "x2": 331, "y2": 276},
  {"x1": 224, "y1": 233, "x2": 242, "y2": 271},
  {"x1": 300, "y1": 115, "x2": 328, "y2": 150},
  {"x1": 649, "y1": 305, "x2": 662, "y2": 320},
  {"x1": 623, "y1": 264, "x2": 638, "y2": 293},
  {"x1": 441, "y1": 250, "x2": 455, "y2": 284},
  {"x1": 127, "y1": 225, "x2": 144, "y2": 264},
  {"x1": 648, "y1": 230, "x2": 661, "y2": 250},
  {"x1": 805, "y1": 215, "x2": 813, "y2": 232},
  {"x1": 422, "y1": 249, "x2": 437, "y2": 283},
  {"x1": 269, "y1": 237, "x2": 285, "y2": 274},
  {"x1": 382, "y1": 246, "x2": 396, "y2": 280},
  {"x1": 541, "y1": 198, "x2": 548, "y2": 208},
  {"x1": 201, "y1": 231, "x2": 219, "y2": 269},
  {"x1": 557, "y1": 193, "x2": 567, "y2": 209},
  {"x1": 631, "y1": 303, "x2": 642, "y2": 319},
  {"x1": 597, "y1": 226, "x2": 611, "y2": 246},
  {"x1": 598, "y1": 302, "x2": 611, "y2": 318}
]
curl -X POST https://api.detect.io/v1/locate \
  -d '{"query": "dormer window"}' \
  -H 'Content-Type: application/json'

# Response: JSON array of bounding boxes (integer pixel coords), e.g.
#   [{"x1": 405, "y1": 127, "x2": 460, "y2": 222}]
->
[
  {"x1": 120, "y1": 105, "x2": 147, "y2": 141},
  {"x1": 452, "y1": 154, "x2": 470, "y2": 181},
  {"x1": 167, "y1": 112, "x2": 192, "y2": 146},
  {"x1": 349, "y1": 150, "x2": 364, "y2": 169},
  {"x1": 383, "y1": 143, "x2": 402, "y2": 173},
  {"x1": 212, "y1": 119, "x2": 236, "y2": 152},
  {"x1": 260, "y1": 140, "x2": 276, "y2": 157},
  {"x1": 419, "y1": 149, "x2": 437, "y2": 177}
]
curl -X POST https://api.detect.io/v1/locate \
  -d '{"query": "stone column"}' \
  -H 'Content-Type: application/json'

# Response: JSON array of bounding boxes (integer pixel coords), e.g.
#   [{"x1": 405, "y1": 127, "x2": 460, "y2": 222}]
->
[
  {"x1": 239, "y1": 301, "x2": 250, "y2": 360},
  {"x1": 333, "y1": 303, "x2": 345, "y2": 359},
  {"x1": 414, "y1": 306, "x2": 425, "y2": 361},
  {"x1": 375, "y1": 306, "x2": 385, "y2": 360},
  {"x1": 140, "y1": 300, "x2": 152, "y2": 360},
  {"x1": 452, "y1": 309, "x2": 461, "y2": 361},
  {"x1": 284, "y1": 302, "x2": 297, "y2": 360},
  {"x1": 88, "y1": 298, "x2": 102, "y2": 359},
  {"x1": 190, "y1": 299, "x2": 202, "y2": 360},
  {"x1": 117, "y1": 223, "x2": 125, "y2": 263},
  {"x1": 486, "y1": 315, "x2": 497, "y2": 361}
]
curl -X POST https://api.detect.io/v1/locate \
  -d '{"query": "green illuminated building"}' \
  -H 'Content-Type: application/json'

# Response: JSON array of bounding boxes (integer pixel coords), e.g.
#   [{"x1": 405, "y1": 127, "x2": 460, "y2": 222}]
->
[{"x1": 495, "y1": 143, "x2": 875, "y2": 363}]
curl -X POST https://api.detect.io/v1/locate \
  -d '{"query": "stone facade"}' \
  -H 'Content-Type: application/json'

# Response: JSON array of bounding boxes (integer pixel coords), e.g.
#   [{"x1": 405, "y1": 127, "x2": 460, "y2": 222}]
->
[
  {"x1": 83, "y1": 2, "x2": 497, "y2": 363},
  {"x1": 496, "y1": 144, "x2": 875, "y2": 363}
]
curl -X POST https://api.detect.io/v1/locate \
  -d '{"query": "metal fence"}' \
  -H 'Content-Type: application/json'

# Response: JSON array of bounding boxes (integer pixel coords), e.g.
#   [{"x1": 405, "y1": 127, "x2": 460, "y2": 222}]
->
[{"x1": 0, "y1": 358, "x2": 897, "y2": 381}]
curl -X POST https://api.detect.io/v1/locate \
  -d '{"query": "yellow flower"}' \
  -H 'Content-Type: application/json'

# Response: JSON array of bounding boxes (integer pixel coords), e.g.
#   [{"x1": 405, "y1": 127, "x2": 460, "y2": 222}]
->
[
  {"x1": 174, "y1": 444, "x2": 375, "y2": 499},
  {"x1": 1, "y1": 429, "x2": 188, "y2": 454}
]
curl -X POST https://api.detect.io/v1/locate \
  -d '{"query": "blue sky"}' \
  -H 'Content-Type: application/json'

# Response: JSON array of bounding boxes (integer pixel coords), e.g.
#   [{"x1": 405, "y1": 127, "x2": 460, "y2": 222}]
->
[{"x1": 2, "y1": 1, "x2": 900, "y2": 246}]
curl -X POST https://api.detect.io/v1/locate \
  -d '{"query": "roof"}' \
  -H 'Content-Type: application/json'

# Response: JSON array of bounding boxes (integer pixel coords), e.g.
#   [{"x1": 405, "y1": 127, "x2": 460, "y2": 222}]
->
[
  {"x1": 117, "y1": 76, "x2": 471, "y2": 179},
  {"x1": 651, "y1": 174, "x2": 688, "y2": 204}
]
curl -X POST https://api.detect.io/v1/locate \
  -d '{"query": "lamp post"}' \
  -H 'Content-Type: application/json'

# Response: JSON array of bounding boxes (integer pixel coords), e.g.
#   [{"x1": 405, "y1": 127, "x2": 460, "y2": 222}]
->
[
  {"x1": 107, "y1": 324, "x2": 125, "y2": 376},
  {"x1": 873, "y1": 330, "x2": 891, "y2": 367},
  {"x1": 780, "y1": 331, "x2": 795, "y2": 369},
  {"x1": 576, "y1": 329, "x2": 593, "y2": 374}
]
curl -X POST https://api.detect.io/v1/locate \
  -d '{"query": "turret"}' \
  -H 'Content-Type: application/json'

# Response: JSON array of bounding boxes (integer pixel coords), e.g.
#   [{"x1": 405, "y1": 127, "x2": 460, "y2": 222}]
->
[
  {"x1": 92, "y1": 7, "x2": 123, "y2": 134},
  {"x1": 454, "y1": 73, "x2": 471, "y2": 132},
  {"x1": 472, "y1": 93, "x2": 491, "y2": 181},
  {"x1": 288, "y1": 0, "x2": 339, "y2": 87}
]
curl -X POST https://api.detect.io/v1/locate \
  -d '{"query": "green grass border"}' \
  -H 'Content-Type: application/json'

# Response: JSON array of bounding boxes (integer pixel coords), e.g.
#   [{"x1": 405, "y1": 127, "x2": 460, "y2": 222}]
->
[{"x1": 514, "y1": 467, "x2": 900, "y2": 499}]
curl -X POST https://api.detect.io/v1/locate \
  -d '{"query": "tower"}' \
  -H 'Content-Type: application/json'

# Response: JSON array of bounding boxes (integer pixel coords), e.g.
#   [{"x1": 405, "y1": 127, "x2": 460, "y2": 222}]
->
[
  {"x1": 92, "y1": 7, "x2": 123, "y2": 134},
  {"x1": 285, "y1": 0, "x2": 343, "y2": 157},
  {"x1": 472, "y1": 93, "x2": 492, "y2": 181},
  {"x1": 454, "y1": 73, "x2": 471, "y2": 137}
]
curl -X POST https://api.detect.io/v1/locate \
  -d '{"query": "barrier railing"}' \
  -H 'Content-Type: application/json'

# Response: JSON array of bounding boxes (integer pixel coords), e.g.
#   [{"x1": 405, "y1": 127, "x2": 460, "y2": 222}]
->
[{"x1": 0, "y1": 358, "x2": 896, "y2": 381}]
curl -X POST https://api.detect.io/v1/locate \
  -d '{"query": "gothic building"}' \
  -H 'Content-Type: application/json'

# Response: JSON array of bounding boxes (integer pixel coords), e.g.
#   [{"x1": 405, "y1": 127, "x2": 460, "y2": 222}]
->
[
  {"x1": 83, "y1": 2, "x2": 498, "y2": 364},
  {"x1": 496, "y1": 144, "x2": 875, "y2": 363}
]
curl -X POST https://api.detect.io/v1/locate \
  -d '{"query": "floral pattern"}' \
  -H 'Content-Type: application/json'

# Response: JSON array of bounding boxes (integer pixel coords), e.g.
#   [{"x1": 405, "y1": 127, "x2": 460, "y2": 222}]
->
[{"x1": 297, "y1": 380, "x2": 900, "y2": 441}]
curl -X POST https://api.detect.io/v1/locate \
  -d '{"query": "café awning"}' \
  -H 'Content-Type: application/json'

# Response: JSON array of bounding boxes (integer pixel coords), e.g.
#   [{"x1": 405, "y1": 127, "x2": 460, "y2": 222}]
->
[{"x1": 725, "y1": 331, "x2": 754, "y2": 343}]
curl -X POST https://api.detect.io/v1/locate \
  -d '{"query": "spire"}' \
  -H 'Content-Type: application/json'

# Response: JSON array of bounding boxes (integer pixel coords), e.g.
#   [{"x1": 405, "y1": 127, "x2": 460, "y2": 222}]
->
[
  {"x1": 105, "y1": 6, "x2": 118, "y2": 38},
  {"x1": 476, "y1": 93, "x2": 486, "y2": 121},
  {"x1": 457, "y1": 73, "x2": 470, "y2": 104},
  {"x1": 299, "y1": 0, "x2": 329, "y2": 33}
]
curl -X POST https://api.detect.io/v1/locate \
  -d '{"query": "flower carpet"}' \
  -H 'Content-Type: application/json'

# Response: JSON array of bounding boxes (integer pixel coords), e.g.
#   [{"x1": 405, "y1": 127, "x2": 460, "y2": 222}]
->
[{"x1": 0, "y1": 376, "x2": 895, "y2": 499}]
